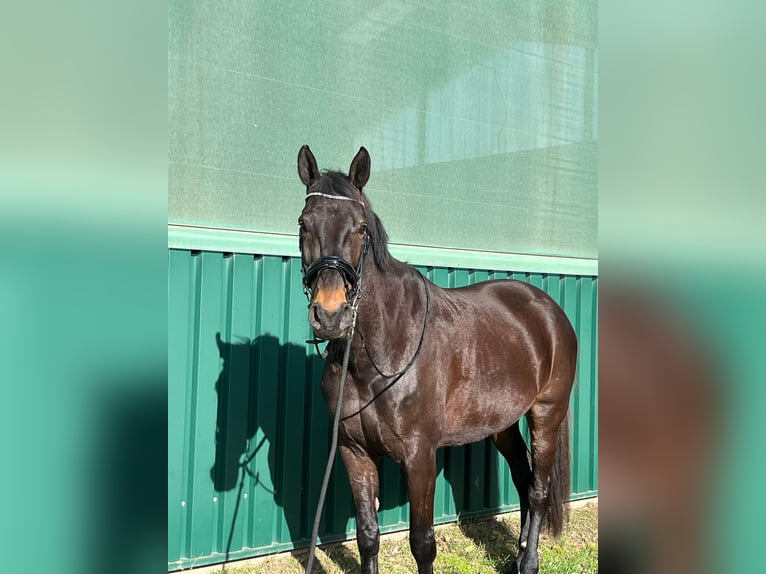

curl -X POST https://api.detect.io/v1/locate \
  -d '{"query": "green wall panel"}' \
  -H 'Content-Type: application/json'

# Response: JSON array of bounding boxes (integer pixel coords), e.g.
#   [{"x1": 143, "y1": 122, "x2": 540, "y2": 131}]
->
[
  {"x1": 168, "y1": 250, "x2": 598, "y2": 571},
  {"x1": 168, "y1": 0, "x2": 597, "y2": 259}
]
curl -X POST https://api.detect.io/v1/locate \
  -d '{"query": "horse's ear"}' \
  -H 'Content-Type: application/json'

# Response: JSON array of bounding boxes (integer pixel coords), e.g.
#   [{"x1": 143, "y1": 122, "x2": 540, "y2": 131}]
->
[
  {"x1": 297, "y1": 145, "x2": 319, "y2": 187},
  {"x1": 215, "y1": 332, "x2": 224, "y2": 354},
  {"x1": 349, "y1": 146, "x2": 370, "y2": 190}
]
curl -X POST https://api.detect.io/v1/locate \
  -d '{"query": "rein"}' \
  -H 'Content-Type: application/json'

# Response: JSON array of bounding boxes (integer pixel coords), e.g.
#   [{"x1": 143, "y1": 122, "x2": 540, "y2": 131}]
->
[{"x1": 304, "y1": 322, "x2": 355, "y2": 574}]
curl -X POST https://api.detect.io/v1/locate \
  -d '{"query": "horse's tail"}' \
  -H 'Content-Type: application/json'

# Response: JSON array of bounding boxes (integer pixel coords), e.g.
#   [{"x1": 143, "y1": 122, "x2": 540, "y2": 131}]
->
[{"x1": 545, "y1": 408, "x2": 571, "y2": 538}]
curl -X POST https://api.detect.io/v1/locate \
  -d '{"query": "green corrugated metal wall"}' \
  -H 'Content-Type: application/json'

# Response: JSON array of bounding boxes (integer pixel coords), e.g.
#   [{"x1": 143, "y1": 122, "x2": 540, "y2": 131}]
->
[{"x1": 168, "y1": 250, "x2": 597, "y2": 571}]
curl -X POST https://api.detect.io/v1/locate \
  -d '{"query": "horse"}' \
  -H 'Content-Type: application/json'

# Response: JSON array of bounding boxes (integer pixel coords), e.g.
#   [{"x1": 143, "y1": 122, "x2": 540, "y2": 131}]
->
[{"x1": 296, "y1": 145, "x2": 578, "y2": 574}]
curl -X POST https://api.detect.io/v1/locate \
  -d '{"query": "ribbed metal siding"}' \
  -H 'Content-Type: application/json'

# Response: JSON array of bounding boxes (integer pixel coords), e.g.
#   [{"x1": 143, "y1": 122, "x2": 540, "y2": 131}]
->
[{"x1": 168, "y1": 250, "x2": 598, "y2": 570}]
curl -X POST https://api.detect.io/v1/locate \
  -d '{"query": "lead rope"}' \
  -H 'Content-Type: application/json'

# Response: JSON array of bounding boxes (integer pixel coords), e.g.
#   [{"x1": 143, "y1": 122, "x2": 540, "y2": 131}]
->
[{"x1": 304, "y1": 310, "x2": 356, "y2": 573}]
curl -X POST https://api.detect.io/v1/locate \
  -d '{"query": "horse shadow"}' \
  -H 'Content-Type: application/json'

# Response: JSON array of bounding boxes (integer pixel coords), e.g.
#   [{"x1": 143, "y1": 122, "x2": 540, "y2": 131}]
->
[
  {"x1": 445, "y1": 440, "x2": 522, "y2": 573},
  {"x1": 210, "y1": 332, "x2": 507, "y2": 572},
  {"x1": 458, "y1": 517, "x2": 520, "y2": 573}
]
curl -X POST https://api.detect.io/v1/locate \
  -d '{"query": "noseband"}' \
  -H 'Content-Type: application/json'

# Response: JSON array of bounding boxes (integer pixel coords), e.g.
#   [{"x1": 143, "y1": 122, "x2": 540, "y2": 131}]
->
[{"x1": 302, "y1": 236, "x2": 369, "y2": 303}]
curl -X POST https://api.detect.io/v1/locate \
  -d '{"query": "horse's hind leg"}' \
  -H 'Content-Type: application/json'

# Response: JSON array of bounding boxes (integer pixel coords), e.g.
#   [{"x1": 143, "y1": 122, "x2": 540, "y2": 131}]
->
[
  {"x1": 492, "y1": 422, "x2": 533, "y2": 560},
  {"x1": 517, "y1": 400, "x2": 571, "y2": 574}
]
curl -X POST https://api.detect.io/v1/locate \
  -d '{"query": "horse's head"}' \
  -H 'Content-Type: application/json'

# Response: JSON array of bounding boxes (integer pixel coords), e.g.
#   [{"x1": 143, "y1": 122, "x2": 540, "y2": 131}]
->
[{"x1": 297, "y1": 145, "x2": 372, "y2": 340}]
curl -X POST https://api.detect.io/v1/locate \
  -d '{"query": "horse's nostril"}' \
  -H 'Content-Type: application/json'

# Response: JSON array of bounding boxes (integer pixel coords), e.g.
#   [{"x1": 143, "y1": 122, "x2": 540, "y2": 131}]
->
[{"x1": 311, "y1": 304, "x2": 322, "y2": 325}]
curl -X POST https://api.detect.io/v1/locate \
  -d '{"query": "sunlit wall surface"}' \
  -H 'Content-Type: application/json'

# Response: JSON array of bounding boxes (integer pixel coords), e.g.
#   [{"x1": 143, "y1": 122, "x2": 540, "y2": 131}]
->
[{"x1": 168, "y1": 0, "x2": 597, "y2": 259}]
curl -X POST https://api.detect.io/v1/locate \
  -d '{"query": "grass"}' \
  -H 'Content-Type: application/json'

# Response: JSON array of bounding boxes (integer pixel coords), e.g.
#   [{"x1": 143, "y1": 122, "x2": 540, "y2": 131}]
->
[{"x1": 216, "y1": 501, "x2": 597, "y2": 574}]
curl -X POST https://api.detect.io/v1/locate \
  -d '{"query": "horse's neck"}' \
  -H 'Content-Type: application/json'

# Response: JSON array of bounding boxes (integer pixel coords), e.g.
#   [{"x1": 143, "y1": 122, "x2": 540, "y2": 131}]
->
[
  {"x1": 358, "y1": 259, "x2": 413, "y2": 317},
  {"x1": 353, "y1": 262, "x2": 425, "y2": 369}
]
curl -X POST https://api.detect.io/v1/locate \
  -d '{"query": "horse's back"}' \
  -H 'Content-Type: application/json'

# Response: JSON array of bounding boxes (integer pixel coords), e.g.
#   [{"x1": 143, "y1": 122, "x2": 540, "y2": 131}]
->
[{"x1": 449, "y1": 279, "x2": 575, "y2": 344}]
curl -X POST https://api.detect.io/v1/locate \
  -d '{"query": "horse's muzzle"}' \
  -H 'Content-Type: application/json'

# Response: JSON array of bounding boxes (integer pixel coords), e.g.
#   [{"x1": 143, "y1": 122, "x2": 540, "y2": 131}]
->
[{"x1": 309, "y1": 301, "x2": 354, "y2": 340}]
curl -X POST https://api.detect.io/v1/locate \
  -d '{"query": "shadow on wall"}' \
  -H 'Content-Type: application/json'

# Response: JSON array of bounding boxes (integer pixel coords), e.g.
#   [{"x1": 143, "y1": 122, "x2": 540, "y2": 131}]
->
[
  {"x1": 210, "y1": 333, "x2": 410, "y2": 570},
  {"x1": 209, "y1": 333, "x2": 506, "y2": 568}
]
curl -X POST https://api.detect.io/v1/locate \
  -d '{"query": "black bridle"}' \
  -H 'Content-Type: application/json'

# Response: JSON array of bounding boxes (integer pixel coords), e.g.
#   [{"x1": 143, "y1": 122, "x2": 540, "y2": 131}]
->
[{"x1": 300, "y1": 192, "x2": 370, "y2": 358}]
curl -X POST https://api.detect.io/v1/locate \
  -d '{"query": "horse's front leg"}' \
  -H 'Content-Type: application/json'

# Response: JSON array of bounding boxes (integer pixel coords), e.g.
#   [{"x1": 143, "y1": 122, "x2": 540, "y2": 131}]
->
[
  {"x1": 404, "y1": 448, "x2": 438, "y2": 574},
  {"x1": 339, "y1": 445, "x2": 380, "y2": 574}
]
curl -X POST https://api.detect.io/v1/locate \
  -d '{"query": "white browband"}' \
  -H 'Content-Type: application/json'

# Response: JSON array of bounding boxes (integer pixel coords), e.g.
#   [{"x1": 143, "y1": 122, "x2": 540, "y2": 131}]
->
[{"x1": 306, "y1": 192, "x2": 365, "y2": 207}]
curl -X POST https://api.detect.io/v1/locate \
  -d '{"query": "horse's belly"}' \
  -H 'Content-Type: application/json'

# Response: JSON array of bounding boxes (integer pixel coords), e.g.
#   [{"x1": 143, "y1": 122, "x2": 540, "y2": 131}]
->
[
  {"x1": 440, "y1": 424, "x2": 512, "y2": 447},
  {"x1": 440, "y1": 386, "x2": 534, "y2": 447}
]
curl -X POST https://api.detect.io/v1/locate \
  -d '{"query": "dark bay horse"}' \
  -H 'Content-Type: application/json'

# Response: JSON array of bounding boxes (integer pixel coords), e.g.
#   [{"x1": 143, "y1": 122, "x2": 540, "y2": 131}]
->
[{"x1": 297, "y1": 145, "x2": 577, "y2": 574}]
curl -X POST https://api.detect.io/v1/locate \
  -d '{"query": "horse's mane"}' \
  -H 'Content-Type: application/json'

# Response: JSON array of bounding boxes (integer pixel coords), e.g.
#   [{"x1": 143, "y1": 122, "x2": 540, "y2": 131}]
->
[{"x1": 310, "y1": 171, "x2": 394, "y2": 273}]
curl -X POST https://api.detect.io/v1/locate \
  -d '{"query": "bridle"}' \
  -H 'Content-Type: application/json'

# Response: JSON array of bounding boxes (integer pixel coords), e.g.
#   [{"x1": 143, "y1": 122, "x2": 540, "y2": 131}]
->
[
  {"x1": 300, "y1": 192, "x2": 370, "y2": 358},
  {"x1": 300, "y1": 192, "x2": 369, "y2": 302}
]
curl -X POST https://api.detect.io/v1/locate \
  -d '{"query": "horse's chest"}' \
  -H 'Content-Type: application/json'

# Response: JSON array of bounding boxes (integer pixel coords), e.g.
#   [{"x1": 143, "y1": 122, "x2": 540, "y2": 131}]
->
[
  {"x1": 325, "y1": 371, "x2": 432, "y2": 459},
  {"x1": 338, "y1": 407, "x2": 406, "y2": 457}
]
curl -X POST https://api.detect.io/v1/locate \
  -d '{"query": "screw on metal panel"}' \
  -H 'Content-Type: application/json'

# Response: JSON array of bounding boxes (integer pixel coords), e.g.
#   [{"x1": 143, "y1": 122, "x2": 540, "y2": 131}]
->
[
  {"x1": 181, "y1": 500, "x2": 186, "y2": 507},
  {"x1": 213, "y1": 496, "x2": 218, "y2": 502}
]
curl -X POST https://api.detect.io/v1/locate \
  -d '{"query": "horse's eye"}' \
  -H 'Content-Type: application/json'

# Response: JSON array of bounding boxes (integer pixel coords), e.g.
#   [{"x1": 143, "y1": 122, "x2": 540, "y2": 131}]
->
[
  {"x1": 359, "y1": 223, "x2": 368, "y2": 235},
  {"x1": 298, "y1": 220, "x2": 307, "y2": 233}
]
